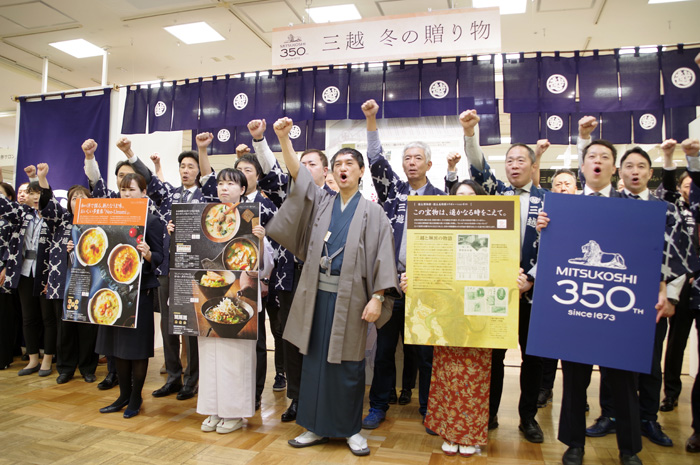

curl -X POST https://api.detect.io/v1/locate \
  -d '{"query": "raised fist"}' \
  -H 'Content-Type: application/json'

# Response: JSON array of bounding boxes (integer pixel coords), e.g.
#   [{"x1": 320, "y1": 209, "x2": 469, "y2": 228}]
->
[
  {"x1": 446, "y1": 152, "x2": 461, "y2": 171},
  {"x1": 535, "y1": 139, "x2": 551, "y2": 157},
  {"x1": 116, "y1": 137, "x2": 131, "y2": 153},
  {"x1": 578, "y1": 116, "x2": 598, "y2": 139},
  {"x1": 273, "y1": 117, "x2": 294, "y2": 138},
  {"x1": 660, "y1": 139, "x2": 677, "y2": 158},
  {"x1": 195, "y1": 132, "x2": 214, "y2": 149},
  {"x1": 247, "y1": 119, "x2": 266, "y2": 140},
  {"x1": 361, "y1": 99, "x2": 379, "y2": 118},
  {"x1": 236, "y1": 144, "x2": 251, "y2": 159},
  {"x1": 82, "y1": 139, "x2": 98, "y2": 158},
  {"x1": 36, "y1": 163, "x2": 49, "y2": 179},
  {"x1": 459, "y1": 110, "x2": 480, "y2": 136},
  {"x1": 24, "y1": 165, "x2": 37, "y2": 178},
  {"x1": 150, "y1": 154, "x2": 161, "y2": 165},
  {"x1": 681, "y1": 138, "x2": 700, "y2": 157}
]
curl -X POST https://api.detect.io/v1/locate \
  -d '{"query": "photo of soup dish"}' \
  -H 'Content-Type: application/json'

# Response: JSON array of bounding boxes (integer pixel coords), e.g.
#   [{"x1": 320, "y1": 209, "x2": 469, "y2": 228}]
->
[
  {"x1": 108, "y1": 244, "x2": 141, "y2": 284},
  {"x1": 77, "y1": 227, "x2": 108, "y2": 266},
  {"x1": 200, "y1": 271, "x2": 230, "y2": 287},
  {"x1": 223, "y1": 238, "x2": 258, "y2": 271},
  {"x1": 202, "y1": 203, "x2": 239, "y2": 242},
  {"x1": 205, "y1": 297, "x2": 249, "y2": 324},
  {"x1": 88, "y1": 289, "x2": 122, "y2": 325}
]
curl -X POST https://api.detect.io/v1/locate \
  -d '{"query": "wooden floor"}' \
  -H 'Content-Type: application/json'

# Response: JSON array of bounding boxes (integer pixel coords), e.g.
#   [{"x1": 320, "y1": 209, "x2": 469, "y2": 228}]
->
[{"x1": 0, "y1": 350, "x2": 697, "y2": 465}]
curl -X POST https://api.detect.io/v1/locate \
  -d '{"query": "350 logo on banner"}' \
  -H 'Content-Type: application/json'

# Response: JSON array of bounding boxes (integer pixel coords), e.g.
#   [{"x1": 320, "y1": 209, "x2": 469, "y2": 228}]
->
[{"x1": 552, "y1": 240, "x2": 643, "y2": 321}]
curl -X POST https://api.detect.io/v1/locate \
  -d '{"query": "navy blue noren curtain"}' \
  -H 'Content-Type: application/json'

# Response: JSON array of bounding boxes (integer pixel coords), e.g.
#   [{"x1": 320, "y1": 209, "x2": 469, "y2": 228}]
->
[
  {"x1": 600, "y1": 112, "x2": 631, "y2": 144},
  {"x1": 285, "y1": 69, "x2": 314, "y2": 122},
  {"x1": 121, "y1": 85, "x2": 147, "y2": 134},
  {"x1": 632, "y1": 110, "x2": 663, "y2": 144},
  {"x1": 171, "y1": 79, "x2": 200, "y2": 131},
  {"x1": 618, "y1": 52, "x2": 662, "y2": 111},
  {"x1": 255, "y1": 72, "x2": 285, "y2": 124},
  {"x1": 510, "y1": 112, "x2": 539, "y2": 144},
  {"x1": 348, "y1": 65, "x2": 384, "y2": 120},
  {"x1": 148, "y1": 84, "x2": 174, "y2": 133},
  {"x1": 503, "y1": 55, "x2": 538, "y2": 113},
  {"x1": 578, "y1": 53, "x2": 621, "y2": 113},
  {"x1": 200, "y1": 77, "x2": 228, "y2": 130},
  {"x1": 539, "y1": 56, "x2": 577, "y2": 114},
  {"x1": 661, "y1": 47, "x2": 700, "y2": 108},
  {"x1": 314, "y1": 66, "x2": 349, "y2": 121},
  {"x1": 460, "y1": 56, "x2": 497, "y2": 114},
  {"x1": 420, "y1": 60, "x2": 458, "y2": 117},
  {"x1": 18, "y1": 90, "x2": 111, "y2": 191},
  {"x1": 225, "y1": 74, "x2": 257, "y2": 127},
  {"x1": 384, "y1": 63, "x2": 420, "y2": 118}
]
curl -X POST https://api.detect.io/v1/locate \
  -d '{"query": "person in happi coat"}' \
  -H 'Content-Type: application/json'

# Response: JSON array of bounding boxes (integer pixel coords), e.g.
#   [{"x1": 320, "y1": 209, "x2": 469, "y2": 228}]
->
[{"x1": 266, "y1": 117, "x2": 399, "y2": 456}]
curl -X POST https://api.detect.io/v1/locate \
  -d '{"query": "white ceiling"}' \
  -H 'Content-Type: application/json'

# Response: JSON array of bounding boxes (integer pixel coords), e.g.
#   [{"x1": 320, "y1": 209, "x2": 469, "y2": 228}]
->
[{"x1": 0, "y1": 0, "x2": 698, "y2": 147}]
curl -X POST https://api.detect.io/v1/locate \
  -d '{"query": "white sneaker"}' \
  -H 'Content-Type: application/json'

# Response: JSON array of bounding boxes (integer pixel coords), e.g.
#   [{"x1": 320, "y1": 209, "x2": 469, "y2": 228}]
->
[
  {"x1": 347, "y1": 433, "x2": 370, "y2": 456},
  {"x1": 459, "y1": 445, "x2": 477, "y2": 457},
  {"x1": 216, "y1": 418, "x2": 243, "y2": 434},
  {"x1": 201, "y1": 415, "x2": 221, "y2": 432},
  {"x1": 441, "y1": 441, "x2": 458, "y2": 455}
]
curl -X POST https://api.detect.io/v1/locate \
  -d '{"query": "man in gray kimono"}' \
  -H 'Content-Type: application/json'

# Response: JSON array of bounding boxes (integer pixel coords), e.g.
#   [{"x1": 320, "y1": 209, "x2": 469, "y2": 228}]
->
[{"x1": 266, "y1": 117, "x2": 399, "y2": 456}]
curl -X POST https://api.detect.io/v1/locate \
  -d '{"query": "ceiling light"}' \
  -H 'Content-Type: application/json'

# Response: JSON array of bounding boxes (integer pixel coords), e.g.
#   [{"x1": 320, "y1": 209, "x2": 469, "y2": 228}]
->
[
  {"x1": 648, "y1": 0, "x2": 691, "y2": 4},
  {"x1": 49, "y1": 39, "x2": 104, "y2": 58},
  {"x1": 307, "y1": 4, "x2": 362, "y2": 23},
  {"x1": 472, "y1": 0, "x2": 527, "y2": 15},
  {"x1": 164, "y1": 22, "x2": 224, "y2": 45}
]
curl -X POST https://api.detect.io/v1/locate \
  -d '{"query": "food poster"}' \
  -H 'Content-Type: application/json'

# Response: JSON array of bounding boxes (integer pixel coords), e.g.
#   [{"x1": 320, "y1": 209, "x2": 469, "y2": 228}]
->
[
  {"x1": 404, "y1": 196, "x2": 521, "y2": 349},
  {"x1": 169, "y1": 202, "x2": 260, "y2": 339},
  {"x1": 63, "y1": 198, "x2": 149, "y2": 327}
]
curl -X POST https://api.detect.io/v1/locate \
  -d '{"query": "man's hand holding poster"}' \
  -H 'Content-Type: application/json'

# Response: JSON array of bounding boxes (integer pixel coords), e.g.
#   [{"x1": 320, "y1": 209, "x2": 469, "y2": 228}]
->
[
  {"x1": 405, "y1": 196, "x2": 520, "y2": 349},
  {"x1": 169, "y1": 202, "x2": 260, "y2": 340},
  {"x1": 63, "y1": 198, "x2": 149, "y2": 327},
  {"x1": 527, "y1": 193, "x2": 667, "y2": 374}
]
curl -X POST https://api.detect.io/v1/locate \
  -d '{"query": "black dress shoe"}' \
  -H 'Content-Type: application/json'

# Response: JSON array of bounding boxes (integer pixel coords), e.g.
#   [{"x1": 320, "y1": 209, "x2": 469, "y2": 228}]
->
[
  {"x1": 641, "y1": 420, "x2": 673, "y2": 447},
  {"x1": 537, "y1": 389, "x2": 553, "y2": 408},
  {"x1": 619, "y1": 453, "x2": 643, "y2": 465},
  {"x1": 83, "y1": 374, "x2": 97, "y2": 383},
  {"x1": 398, "y1": 389, "x2": 412, "y2": 405},
  {"x1": 152, "y1": 381, "x2": 183, "y2": 398},
  {"x1": 99, "y1": 398, "x2": 129, "y2": 414},
  {"x1": 519, "y1": 418, "x2": 544, "y2": 443},
  {"x1": 488, "y1": 414, "x2": 499, "y2": 430},
  {"x1": 586, "y1": 416, "x2": 616, "y2": 437},
  {"x1": 686, "y1": 432, "x2": 700, "y2": 452},
  {"x1": 97, "y1": 373, "x2": 118, "y2": 390},
  {"x1": 562, "y1": 447, "x2": 584, "y2": 465},
  {"x1": 659, "y1": 397, "x2": 678, "y2": 412},
  {"x1": 388, "y1": 389, "x2": 398, "y2": 404},
  {"x1": 176, "y1": 385, "x2": 197, "y2": 400},
  {"x1": 123, "y1": 399, "x2": 142, "y2": 419},
  {"x1": 281, "y1": 399, "x2": 298, "y2": 422},
  {"x1": 56, "y1": 373, "x2": 73, "y2": 384}
]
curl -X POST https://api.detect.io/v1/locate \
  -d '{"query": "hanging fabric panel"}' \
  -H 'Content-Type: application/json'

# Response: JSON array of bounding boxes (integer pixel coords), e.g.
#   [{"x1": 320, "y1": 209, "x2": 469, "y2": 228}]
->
[
  {"x1": 578, "y1": 53, "x2": 621, "y2": 113},
  {"x1": 420, "y1": 60, "x2": 458, "y2": 117},
  {"x1": 171, "y1": 79, "x2": 201, "y2": 131},
  {"x1": 384, "y1": 62, "x2": 420, "y2": 118},
  {"x1": 348, "y1": 64, "x2": 385, "y2": 120},
  {"x1": 460, "y1": 56, "x2": 497, "y2": 114},
  {"x1": 314, "y1": 66, "x2": 349, "y2": 120},
  {"x1": 661, "y1": 47, "x2": 700, "y2": 108},
  {"x1": 284, "y1": 69, "x2": 314, "y2": 122},
  {"x1": 510, "y1": 112, "x2": 540, "y2": 144},
  {"x1": 542, "y1": 113, "x2": 570, "y2": 145},
  {"x1": 618, "y1": 52, "x2": 662, "y2": 111},
  {"x1": 121, "y1": 85, "x2": 148, "y2": 134},
  {"x1": 539, "y1": 55, "x2": 577, "y2": 114},
  {"x1": 255, "y1": 72, "x2": 285, "y2": 124},
  {"x1": 147, "y1": 83, "x2": 174, "y2": 133},
  {"x1": 599, "y1": 112, "x2": 631, "y2": 144},
  {"x1": 225, "y1": 74, "x2": 257, "y2": 127},
  {"x1": 632, "y1": 109, "x2": 663, "y2": 144},
  {"x1": 199, "y1": 77, "x2": 228, "y2": 130}
]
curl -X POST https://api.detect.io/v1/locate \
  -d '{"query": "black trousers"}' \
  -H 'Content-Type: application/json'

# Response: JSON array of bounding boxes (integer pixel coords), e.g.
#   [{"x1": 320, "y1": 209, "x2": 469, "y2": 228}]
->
[
  {"x1": 54, "y1": 299, "x2": 99, "y2": 376},
  {"x1": 541, "y1": 357, "x2": 559, "y2": 391},
  {"x1": 600, "y1": 318, "x2": 667, "y2": 422},
  {"x1": 663, "y1": 281, "x2": 694, "y2": 400},
  {"x1": 157, "y1": 275, "x2": 198, "y2": 387},
  {"x1": 691, "y1": 311, "x2": 700, "y2": 433},
  {"x1": 18, "y1": 275, "x2": 56, "y2": 356},
  {"x1": 277, "y1": 267, "x2": 305, "y2": 401},
  {"x1": 560, "y1": 361, "x2": 641, "y2": 455},
  {"x1": 266, "y1": 289, "x2": 284, "y2": 374},
  {"x1": 490, "y1": 298, "x2": 543, "y2": 421},
  {"x1": 0, "y1": 291, "x2": 21, "y2": 367},
  {"x1": 255, "y1": 294, "x2": 268, "y2": 400}
]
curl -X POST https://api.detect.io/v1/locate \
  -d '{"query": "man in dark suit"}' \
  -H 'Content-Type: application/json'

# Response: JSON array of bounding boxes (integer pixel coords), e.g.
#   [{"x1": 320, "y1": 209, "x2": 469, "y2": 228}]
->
[
  {"x1": 361, "y1": 99, "x2": 445, "y2": 433},
  {"x1": 145, "y1": 148, "x2": 205, "y2": 401},
  {"x1": 459, "y1": 109, "x2": 548, "y2": 444},
  {"x1": 538, "y1": 139, "x2": 678, "y2": 465}
]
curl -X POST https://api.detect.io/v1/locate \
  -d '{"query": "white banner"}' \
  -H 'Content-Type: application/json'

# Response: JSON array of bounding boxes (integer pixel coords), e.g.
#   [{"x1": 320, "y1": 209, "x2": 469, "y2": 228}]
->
[{"x1": 271, "y1": 7, "x2": 501, "y2": 69}]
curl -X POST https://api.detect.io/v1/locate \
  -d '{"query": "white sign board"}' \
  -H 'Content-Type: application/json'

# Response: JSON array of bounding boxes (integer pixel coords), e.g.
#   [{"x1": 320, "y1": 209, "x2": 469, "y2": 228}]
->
[{"x1": 272, "y1": 7, "x2": 501, "y2": 69}]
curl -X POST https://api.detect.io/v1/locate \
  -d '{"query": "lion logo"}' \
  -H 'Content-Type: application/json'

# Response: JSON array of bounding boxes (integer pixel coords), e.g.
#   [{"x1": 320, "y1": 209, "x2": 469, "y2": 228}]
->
[{"x1": 568, "y1": 240, "x2": 626, "y2": 270}]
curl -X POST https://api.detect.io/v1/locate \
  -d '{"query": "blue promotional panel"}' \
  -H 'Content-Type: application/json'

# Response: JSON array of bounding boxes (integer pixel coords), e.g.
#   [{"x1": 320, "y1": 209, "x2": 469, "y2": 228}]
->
[{"x1": 527, "y1": 193, "x2": 666, "y2": 374}]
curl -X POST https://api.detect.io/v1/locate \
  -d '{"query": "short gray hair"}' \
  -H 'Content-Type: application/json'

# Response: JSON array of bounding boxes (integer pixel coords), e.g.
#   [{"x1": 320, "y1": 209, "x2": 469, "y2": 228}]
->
[{"x1": 403, "y1": 141, "x2": 431, "y2": 162}]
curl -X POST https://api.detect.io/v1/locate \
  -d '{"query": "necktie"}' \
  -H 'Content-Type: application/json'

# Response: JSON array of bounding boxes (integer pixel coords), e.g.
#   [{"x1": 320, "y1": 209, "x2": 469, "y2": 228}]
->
[
  {"x1": 629, "y1": 194, "x2": 640, "y2": 200},
  {"x1": 589, "y1": 192, "x2": 603, "y2": 197},
  {"x1": 181, "y1": 190, "x2": 190, "y2": 203}
]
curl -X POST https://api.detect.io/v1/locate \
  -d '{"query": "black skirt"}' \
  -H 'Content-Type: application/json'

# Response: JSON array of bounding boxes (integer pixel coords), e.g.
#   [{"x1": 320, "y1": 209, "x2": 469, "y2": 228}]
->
[{"x1": 95, "y1": 288, "x2": 155, "y2": 360}]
